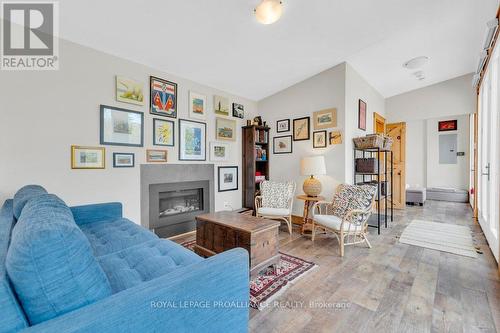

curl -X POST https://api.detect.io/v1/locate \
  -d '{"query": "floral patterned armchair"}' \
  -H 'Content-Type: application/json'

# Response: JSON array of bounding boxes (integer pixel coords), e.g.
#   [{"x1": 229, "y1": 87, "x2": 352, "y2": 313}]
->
[{"x1": 255, "y1": 181, "x2": 296, "y2": 235}]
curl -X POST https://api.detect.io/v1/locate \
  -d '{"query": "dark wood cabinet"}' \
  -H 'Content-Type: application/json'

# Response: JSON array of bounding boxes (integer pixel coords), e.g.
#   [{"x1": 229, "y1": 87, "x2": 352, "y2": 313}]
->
[{"x1": 242, "y1": 125, "x2": 270, "y2": 210}]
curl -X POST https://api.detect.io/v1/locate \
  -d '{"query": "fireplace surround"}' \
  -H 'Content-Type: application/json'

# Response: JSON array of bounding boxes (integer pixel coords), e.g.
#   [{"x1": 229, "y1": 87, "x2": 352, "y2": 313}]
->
[{"x1": 141, "y1": 164, "x2": 215, "y2": 238}]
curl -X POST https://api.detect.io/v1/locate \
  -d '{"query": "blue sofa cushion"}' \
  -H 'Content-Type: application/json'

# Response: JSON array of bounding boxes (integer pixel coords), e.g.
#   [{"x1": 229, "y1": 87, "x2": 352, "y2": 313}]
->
[
  {"x1": 12, "y1": 185, "x2": 47, "y2": 219},
  {"x1": 6, "y1": 194, "x2": 112, "y2": 325},
  {"x1": 0, "y1": 200, "x2": 28, "y2": 333},
  {"x1": 98, "y1": 239, "x2": 203, "y2": 293},
  {"x1": 80, "y1": 218, "x2": 159, "y2": 257}
]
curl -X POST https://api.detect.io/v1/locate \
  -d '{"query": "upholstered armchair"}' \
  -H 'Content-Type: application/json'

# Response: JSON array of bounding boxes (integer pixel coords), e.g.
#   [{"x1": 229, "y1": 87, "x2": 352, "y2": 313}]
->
[
  {"x1": 255, "y1": 181, "x2": 296, "y2": 235},
  {"x1": 311, "y1": 184, "x2": 377, "y2": 256}
]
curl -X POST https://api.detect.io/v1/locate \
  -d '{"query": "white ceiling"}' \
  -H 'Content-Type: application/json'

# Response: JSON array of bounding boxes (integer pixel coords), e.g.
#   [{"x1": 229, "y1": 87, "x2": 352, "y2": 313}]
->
[{"x1": 59, "y1": 0, "x2": 498, "y2": 100}]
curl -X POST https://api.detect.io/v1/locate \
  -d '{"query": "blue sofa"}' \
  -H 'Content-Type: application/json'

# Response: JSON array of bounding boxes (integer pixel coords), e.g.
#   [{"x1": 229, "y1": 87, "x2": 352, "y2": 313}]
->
[{"x1": 0, "y1": 185, "x2": 249, "y2": 333}]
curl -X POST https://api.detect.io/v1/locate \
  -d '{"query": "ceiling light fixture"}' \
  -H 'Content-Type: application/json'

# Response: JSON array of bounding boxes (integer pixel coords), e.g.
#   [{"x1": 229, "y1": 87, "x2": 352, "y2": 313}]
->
[
  {"x1": 403, "y1": 56, "x2": 429, "y2": 70},
  {"x1": 255, "y1": 0, "x2": 283, "y2": 25}
]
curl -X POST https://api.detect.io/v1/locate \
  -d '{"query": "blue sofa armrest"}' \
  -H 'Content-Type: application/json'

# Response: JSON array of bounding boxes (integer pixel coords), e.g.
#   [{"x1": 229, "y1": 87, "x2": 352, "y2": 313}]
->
[
  {"x1": 23, "y1": 248, "x2": 250, "y2": 333},
  {"x1": 70, "y1": 203, "x2": 122, "y2": 225}
]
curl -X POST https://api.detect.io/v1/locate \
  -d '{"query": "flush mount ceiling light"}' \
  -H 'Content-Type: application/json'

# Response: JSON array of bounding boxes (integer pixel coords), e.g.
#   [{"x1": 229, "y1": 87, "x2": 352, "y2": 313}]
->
[
  {"x1": 255, "y1": 0, "x2": 283, "y2": 25},
  {"x1": 403, "y1": 56, "x2": 430, "y2": 70}
]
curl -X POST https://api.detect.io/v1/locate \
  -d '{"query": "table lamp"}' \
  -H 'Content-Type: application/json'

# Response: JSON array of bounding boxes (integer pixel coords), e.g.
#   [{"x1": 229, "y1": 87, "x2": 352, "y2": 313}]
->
[{"x1": 300, "y1": 156, "x2": 326, "y2": 197}]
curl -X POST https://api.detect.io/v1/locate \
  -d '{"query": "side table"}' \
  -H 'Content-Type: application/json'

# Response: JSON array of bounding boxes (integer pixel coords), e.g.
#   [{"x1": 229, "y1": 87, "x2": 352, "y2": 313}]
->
[{"x1": 296, "y1": 194, "x2": 325, "y2": 236}]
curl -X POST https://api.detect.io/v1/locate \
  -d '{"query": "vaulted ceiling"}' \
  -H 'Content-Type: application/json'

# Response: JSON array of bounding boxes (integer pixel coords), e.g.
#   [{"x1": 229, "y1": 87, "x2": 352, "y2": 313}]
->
[{"x1": 59, "y1": 0, "x2": 498, "y2": 100}]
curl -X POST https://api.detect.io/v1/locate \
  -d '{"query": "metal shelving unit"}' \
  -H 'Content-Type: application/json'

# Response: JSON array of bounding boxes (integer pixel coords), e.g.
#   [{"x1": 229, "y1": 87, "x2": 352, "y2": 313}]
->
[{"x1": 353, "y1": 147, "x2": 394, "y2": 234}]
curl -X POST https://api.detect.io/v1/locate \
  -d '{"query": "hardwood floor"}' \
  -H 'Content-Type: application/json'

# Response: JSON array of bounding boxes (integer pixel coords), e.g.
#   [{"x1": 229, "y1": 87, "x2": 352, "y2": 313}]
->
[{"x1": 176, "y1": 201, "x2": 500, "y2": 333}]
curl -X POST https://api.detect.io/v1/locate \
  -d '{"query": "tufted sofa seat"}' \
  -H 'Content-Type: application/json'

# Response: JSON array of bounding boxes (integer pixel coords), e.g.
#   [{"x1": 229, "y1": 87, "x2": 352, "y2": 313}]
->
[
  {"x1": 80, "y1": 218, "x2": 159, "y2": 257},
  {"x1": 98, "y1": 239, "x2": 203, "y2": 293}
]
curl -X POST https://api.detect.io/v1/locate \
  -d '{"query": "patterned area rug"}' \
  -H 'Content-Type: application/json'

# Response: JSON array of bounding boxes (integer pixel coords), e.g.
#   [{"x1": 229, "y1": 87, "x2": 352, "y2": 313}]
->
[{"x1": 181, "y1": 240, "x2": 317, "y2": 310}]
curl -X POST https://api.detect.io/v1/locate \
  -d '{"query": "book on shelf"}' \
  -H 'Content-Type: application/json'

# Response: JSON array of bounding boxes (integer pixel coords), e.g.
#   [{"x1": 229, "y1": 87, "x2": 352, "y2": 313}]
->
[
  {"x1": 254, "y1": 145, "x2": 267, "y2": 161},
  {"x1": 254, "y1": 128, "x2": 268, "y2": 143}
]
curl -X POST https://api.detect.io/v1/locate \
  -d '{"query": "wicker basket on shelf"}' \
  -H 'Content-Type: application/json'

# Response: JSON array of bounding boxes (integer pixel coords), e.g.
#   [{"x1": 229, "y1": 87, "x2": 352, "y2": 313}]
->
[{"x1": 353, "y1": 134, "x2": 393, "y2": 151}]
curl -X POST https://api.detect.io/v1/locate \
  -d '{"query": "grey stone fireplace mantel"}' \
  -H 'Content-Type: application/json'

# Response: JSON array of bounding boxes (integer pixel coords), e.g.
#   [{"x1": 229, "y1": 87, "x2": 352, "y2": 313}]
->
[{"x1": 140, "y1": 164, "x2": 215, "y2": 232}]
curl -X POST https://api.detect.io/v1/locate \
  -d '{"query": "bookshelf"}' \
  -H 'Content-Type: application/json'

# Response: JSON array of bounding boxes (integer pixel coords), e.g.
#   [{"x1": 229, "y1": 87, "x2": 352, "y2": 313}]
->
[{"x1": 242, "y1": 125, "x2": 270, "y2": 210}]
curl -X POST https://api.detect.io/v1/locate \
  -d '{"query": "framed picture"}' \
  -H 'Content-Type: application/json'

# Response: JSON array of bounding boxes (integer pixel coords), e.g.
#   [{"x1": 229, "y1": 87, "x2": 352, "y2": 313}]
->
[
  {"x1": 100, "y1": 105, "x2": 144, "y2": 147},
  {"x1": 329, "y1": 131, "x2": 342, "y2": 145},
  {"x1": 273, "y1": 135, "x2": 293, "y2": 154},
  {"x1": 153, "y1": 118, "x2": 174, "y2": 146},
  {"x1": 438, "y1": 120, "x2": 457, "y2": 131},
  {"x1": 214, "y1": 95, "x2": 229, "y2": 116},
  {"x1": 116, "y1": 76, "x2": 144, "y2": 105},
  {"x1": 276, "y1": 119, "x2": 290, "y2": 133},
  {"x1": 71, "y1": 146, "x2": 105, "y2": 169},
  {"x1": 150, "y1": 76, "x2": 177, "y2": 118},
  {"x1": 313, "y1": 131, "x2": 327, "y2": 148},
  {"x1": 293, "y1": 117, "x2": 310, "y2": 141},
  {"x1": 216, "y1": 117, "x2": 237, "y2": 141},
  {"x1": 189, "y1": 91, "x2": 207, "y2": 120},
  {"x1": 210, "y1": 142, "x2": 230, "y2": 161},
  {"x1": 113, "y1": 153, "x2": 135, "y2": 168},
  {"x1": 218, "y1": 166, "x2": 238, "y2": 192},
  {"x1": 232, "y1": 103, "x2": 244, "y2": 118},
  {"x1": 146, "y1": 149, "x2": 168, "y2": 162},
  {"x1": 358, "y1": 99, "x2": 367, "y2": 131},
  {"x1": 179, "y1": 119, "x2": 206, "y2": 161},
  {"x1": 313, "y1": 108, "x2": 337, "y2": 130}
]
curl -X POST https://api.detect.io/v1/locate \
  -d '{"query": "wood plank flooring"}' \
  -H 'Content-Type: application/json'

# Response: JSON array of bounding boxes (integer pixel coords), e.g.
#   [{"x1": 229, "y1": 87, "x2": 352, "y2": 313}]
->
[{"x1": 176, "y1": 201, "x2": 500, "y2": 333}]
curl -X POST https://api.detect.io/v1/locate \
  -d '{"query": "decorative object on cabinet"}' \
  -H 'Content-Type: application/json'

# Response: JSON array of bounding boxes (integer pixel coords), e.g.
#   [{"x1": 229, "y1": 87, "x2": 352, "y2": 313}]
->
[
  {"x1": 313, "y1": 108, "x2": 336, "y2": 130},
  {"x1": 116, "y1": 76, "x2": 144, "y2": 105},
  {"x1": 232, "y1": 103, "x2": 244, "y2": 118},
  {"x1": 71, "y1": 146, "x2": 105, "y2": 169},
  {"x1": 150, "y1": 76, "x2": 177, "y2": 118},
  {"x1": 293, "y1": 117, "x2": 310, "y2": 141},
  {"x1": 313, "y1": 131, "x2": 327, "y2": 148},
  {"x1": 358, "y1": 99, "x2": 367, "y2": 131},
  {"x1": 188, "y1": 91, "x2": 207, "y2": 120},
  {"x1": 179, "y1": 119, "x2": 206, "y2": 161},
  {"x1": 146, "y1": 149, "x2": 168, "y2": 162},
  {"x1": 273, "y1": 135, "x2": 292, "y2": 154},
  {"x1": 300, "y1": 155, "x2": 326, "y2": 197},
  {"x1": 216, "y1": 117, "x2": 237, "y2": 141},
  {"x1": 100, "y1": 105, "x2": 144, "y2": 147},
  {"x1": 218, "y1": 166, "x2": 238, "y2": 192},
  {"x1": 242, "y1": 125, "x2": 270, "y2": 209},
  {"x1": 113, "y1": 153, "x2": 135, "y2": 168},
  {"x1": 153, "y1": 118, "x2": 174, "y2": 146},
  {"x1": 276, "y1": 119, "x2": 290, "y2": 132}
]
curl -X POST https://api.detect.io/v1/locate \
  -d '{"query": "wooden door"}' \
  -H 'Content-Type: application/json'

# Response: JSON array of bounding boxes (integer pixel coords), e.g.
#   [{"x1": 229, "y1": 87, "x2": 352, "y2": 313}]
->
[
  {"x1": 386, "y1": 122, "x2": 406, "y2": 209},
  {"x1": 373, "y1": 112, "x2": 386, "y2": 134}
]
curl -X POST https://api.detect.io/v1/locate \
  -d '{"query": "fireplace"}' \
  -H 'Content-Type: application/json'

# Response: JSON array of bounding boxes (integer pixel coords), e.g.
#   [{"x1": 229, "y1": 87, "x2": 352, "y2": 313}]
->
[{"x1": 149, "y1": 180, "x2": 210, "y2": 238}]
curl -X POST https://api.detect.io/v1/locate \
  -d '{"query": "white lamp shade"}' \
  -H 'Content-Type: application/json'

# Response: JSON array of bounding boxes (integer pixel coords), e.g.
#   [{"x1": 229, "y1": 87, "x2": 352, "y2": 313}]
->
[{"x1": 301, "y1": 156, "x2": 326, "y2": 176}]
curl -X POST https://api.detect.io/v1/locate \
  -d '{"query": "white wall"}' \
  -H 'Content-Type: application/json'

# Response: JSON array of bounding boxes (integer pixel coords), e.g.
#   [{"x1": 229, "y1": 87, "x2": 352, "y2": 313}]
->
[
  {"x1": 386, "y1": 74, "x2": 475, "y2": 190},
  {"x1": 344, "y1": 63, "x2": 386, "y2": 183},
  {"x1": 257, "y1": 64, "x2": 346, "y2": 215},
  {"x1": 0, "y1": 38, "x2": 258, "y2": 223}
]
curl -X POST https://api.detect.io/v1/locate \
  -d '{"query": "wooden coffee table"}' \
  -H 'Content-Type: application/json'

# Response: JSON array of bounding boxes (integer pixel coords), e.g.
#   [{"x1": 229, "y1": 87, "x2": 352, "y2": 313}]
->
[{"x1": 194, "y1": 212, "x2": 280, "y2": 277}]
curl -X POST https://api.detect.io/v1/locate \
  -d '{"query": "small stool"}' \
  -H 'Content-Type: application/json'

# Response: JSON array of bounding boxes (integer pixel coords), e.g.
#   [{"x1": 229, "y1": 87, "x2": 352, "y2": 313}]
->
[{"x1": 406, "y1": 187, "x2": 426, "y2": 206}]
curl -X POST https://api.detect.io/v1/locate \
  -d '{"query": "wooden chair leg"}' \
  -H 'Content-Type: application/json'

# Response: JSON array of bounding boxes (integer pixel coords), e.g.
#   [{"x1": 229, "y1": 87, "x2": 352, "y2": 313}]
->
[
  {"x1": 339, "y1": 233, "x2": 345, "y2": 257},
  {"x1": 311, "y1": 220, "x2": 316, "y2": 242},
  {"x1": 364, "y1": 234, "x2": 372, "y2": 248},
  {"x1": 287, "y1": 216, "x2": 292, "y2": 235}
]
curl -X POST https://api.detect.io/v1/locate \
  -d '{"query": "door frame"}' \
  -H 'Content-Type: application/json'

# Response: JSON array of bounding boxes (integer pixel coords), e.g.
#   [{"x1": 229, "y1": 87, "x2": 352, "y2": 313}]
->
[{"x1": 373, "y1": 112, "x2": 386, "y2": 134}]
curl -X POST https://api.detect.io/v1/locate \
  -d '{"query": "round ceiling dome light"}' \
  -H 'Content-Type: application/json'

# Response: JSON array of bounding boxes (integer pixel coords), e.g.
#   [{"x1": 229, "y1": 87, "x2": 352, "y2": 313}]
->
[
  {"x1": 255, "y1": 0, "x2": 283, "y2": 25},
  {"x1": 403, "y1": 56, "x2": 430, "y2": 70}
]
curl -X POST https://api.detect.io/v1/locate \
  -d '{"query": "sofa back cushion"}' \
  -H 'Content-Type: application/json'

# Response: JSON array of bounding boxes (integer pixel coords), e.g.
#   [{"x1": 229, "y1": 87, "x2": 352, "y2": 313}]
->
[
  {"x1": 6, "y1": 194, "x2": 112, "y2": 325},
  {"x1": 13, "y1": 185, "x2": 48, "y2": 220},
  {"x1": 261, "y1": 181, "x2": 296, "y2": 209}
]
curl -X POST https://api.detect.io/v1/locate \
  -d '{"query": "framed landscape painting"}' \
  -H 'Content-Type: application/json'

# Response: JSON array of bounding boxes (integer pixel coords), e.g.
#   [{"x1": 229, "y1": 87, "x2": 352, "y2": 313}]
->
[
  {"x1": 146, "y1": 149, "x2": 168, "y2": 162},
  {"x1": 153, "y1": 118, "x2": 174, "y2": 146},
  {"x1": 216, "y1": 117, "x2": 236, "y2": 141},
  {"x1": 313, "y1": 108, "x2": 336, "y2": 130},
  {"x1": 313, "y1": 131, "x2": 327, "y2": 148},
  {"x1": 116, "y1": 76, "x2": 144, "y2": 105},
  {"x1": 150, "y1": 76, "x2": 177, "y2": 118},
  {"x1": 358, "y1": 99, "x2": 367, "y2": 131},
  {"x1": 273, "y1": 135, "x2": 292, "y2": 154},
  {"x1": 179, "y1": 119, "x2": 206, "y2": 161},
  {"x1": 113, "y1": 153, "x2": 134, "y2": 168},
  {"x1": 276, "y1": 119, "x2": 290, "y2": 133},
  {"x1": 210, "y1": 142, "x2": 230, "y2": 161},
  {"x1": 189, "y1": 91, "x2": 207, "y2": 120},
  {"x1": 214, "y1": 95, "x2": 229, "y2": 116},
  {"x1": 71, "y1": 146, "x2": 105, "y2": 169},
  {"x1": 100, "y1": 105, "x2": 144, "y2": 147},
  {"x1": 218, "y1": 166, "x2": 238, "y2": 192},
  {"x1": 293, "y1": 117, "x2": 310, "y2": 141}
]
